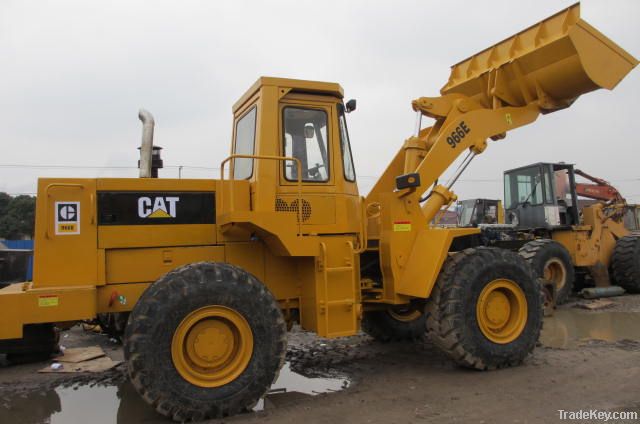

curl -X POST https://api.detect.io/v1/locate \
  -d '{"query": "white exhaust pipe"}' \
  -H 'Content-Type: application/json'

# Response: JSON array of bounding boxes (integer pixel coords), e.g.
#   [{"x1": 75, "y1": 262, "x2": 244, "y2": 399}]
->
[{"x1": 138, "y1": 109, "x2": 155, "y2": 178}]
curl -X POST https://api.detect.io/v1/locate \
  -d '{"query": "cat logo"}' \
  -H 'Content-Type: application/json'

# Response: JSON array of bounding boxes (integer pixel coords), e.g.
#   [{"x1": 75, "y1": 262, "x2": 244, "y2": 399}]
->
[
  {"x1": 138, "y1": 196, "x2": 180, "y2": 219},
  {"x1": 55, "y1": 201, "x2": 80, "y2": 235}
]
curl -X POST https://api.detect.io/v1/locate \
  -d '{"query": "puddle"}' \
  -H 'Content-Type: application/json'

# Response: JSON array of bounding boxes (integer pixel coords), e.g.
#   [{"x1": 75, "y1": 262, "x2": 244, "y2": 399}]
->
[
  {"x1": 254, "y1": 363, "x2": 350, "y2": 411},
  {"x1": 540, "y1": 309, "x2": 640, "y2": 349},
  {"x1": 0, "y1": 362, "x2": 350, "y2": 423}
]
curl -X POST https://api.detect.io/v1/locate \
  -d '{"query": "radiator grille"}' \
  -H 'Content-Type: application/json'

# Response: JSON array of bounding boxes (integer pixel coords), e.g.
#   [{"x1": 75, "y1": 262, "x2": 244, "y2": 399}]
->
[{"x1": 275, "y1": 198, "x2": 312, "y2": 222}]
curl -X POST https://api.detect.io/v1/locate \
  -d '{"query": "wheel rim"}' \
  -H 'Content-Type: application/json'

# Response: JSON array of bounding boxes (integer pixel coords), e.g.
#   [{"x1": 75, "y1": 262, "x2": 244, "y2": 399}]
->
[
  {"x1": 543, "y1": 258, "x2": 567, "y2": 291},
  {"x1": 388, "y1": 307, "x2": 422, "y2": 322},
  {"x1": 476, "y1": 279, "x2": 527, "y2": 344},
  {"x1": 171, "y1": 305, "x2": 253, "y2": 388}
]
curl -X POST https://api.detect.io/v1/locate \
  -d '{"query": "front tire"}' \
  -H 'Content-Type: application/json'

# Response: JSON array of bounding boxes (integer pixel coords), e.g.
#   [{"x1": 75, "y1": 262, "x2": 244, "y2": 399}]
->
[
  {"x1": 123, "y1": 262, "x2": 287, "y2": 421},
  {"x1": 426, "y1": 247, "x2": 542, "y2": 370},
  {"x1": 519, "y1": 240, "x2": 574, "y2": 304}
]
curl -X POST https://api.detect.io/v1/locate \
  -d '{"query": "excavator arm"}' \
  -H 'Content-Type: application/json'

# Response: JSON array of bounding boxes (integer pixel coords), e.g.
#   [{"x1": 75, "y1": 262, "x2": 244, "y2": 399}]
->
[
  {"x1": 574, "y1": 168, "x2": 627, "y2": 224},
  {"x1": 575, "y1": 168, "x2": 625, "y2": 204}
]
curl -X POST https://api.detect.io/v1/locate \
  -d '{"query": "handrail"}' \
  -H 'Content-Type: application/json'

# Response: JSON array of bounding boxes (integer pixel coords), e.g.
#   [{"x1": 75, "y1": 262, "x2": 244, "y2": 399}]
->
[
  {"x1": 220, "y1": 154, "x2": 304, "y2": 235},
  {"x1": 354, "y1": 196, "x2": 368, "y2": 254}
]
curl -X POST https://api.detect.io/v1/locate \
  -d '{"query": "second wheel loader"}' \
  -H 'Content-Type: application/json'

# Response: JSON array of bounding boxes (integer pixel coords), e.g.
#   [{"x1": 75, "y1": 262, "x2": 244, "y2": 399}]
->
[
  {"x1": 475, "y1": 162, "x2": 640, "y2": 304},
  {"x1": 0, "y1": 3, "x2": 637, "y2": 421}
]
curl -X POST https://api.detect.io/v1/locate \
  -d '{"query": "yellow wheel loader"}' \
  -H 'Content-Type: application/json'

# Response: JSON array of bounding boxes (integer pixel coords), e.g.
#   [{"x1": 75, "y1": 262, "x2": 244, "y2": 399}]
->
[
  {"x1": 0, "y1": 4, "x2": 636, "y2": 421},
  {"x1": 474, "y1": 163, "x2": 640, "y2": 304}
]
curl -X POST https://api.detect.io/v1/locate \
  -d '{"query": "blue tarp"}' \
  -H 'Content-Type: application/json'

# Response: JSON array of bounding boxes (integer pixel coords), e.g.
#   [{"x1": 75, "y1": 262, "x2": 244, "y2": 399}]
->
[
  {"x1": 1, "y1": 239, "x2": 34, "y2": 281},
  {"x1": 1, "y1": 239, "x2": 34, "y2": 250}
]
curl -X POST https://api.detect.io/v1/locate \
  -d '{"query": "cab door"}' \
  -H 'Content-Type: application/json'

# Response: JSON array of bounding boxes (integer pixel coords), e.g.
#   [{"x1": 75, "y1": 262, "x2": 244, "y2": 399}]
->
[{"x1": 277, "y1": 96, "x2": 338, "y2": 233}]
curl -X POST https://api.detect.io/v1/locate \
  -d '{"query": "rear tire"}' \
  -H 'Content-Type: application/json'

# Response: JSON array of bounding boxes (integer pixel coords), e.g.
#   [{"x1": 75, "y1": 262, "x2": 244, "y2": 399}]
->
[
  {"x1": 361, "y1": 305, "x2": 426, "y2": 342},
  {"x1": 123, "y1": 262, "x2": 287, "y2": 422},
  {"x1": 519, "y1": 240, "x2": 574, "y2": 304},
  {"x1": 611, "y1": 236, "x2": 640, "y2": 293},
  {"x1": 0, "y1": 324, "x2": 59, "y2": 364},
  {"x1": 426, "y1": 247, "x2": 542, "y2": 370}
]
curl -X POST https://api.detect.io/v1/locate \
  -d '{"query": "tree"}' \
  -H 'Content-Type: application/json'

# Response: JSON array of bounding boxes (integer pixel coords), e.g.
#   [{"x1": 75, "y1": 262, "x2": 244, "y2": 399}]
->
[
  {"x1": 0, "y1": 192, "x2": 11, "y2": 217},
  {"x1": 0, "y1": 193, "x2": 36, "y2": 239}
]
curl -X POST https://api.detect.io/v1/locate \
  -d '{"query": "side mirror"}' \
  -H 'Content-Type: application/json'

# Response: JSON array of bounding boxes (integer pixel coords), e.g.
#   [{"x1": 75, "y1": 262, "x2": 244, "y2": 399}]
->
[{"x1": 345, "y1": 99, "x2": 357, "y2": 113}]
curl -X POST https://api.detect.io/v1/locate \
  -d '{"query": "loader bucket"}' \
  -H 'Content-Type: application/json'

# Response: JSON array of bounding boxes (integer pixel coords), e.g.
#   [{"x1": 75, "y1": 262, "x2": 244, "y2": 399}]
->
[{"x1": 441, "y1": 3, "x2": 638, "y2": 112}]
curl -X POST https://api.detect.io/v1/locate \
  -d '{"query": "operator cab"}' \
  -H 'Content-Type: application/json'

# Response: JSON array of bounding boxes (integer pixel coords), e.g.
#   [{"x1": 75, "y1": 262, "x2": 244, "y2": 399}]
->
[
  {"x1": 503, "y1": 162, "x2": 579, "y2": 230},
  {"x1": 457, "y1": 199, "x2": 502, "y2": 227},
  {"x1": 224, "y1": 77, "x2": 360, "y2": 239}
]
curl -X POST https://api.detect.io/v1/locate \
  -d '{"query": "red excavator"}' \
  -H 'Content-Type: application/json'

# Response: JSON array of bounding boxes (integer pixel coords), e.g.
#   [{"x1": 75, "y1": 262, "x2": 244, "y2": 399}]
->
[{"x1": 574, "y1": 169, "x2": 634, "y2": 229}]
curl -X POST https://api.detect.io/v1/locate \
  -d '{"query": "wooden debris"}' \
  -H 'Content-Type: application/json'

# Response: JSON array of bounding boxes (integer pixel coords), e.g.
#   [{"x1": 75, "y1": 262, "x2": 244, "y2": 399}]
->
[
  {"x1": 575, "y1": 299, "x2": 616, "y2": 310},
  {"x1": 39, "y1": 356, "x2": 121, "y2": 373},
  {"x1": 58, "y1": 346, "x2": 105, "y2": 363}
]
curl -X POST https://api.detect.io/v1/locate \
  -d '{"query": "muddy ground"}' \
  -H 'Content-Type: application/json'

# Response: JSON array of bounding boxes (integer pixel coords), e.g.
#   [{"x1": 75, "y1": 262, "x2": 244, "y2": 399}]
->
[{"x1": 1, "y1": 295, "x2": 639, "y2": 424}]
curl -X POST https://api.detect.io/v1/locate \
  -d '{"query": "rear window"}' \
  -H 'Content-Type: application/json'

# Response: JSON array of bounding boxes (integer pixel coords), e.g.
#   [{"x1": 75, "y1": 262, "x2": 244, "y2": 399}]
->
[{"x1": 233, "y1": 107, "x2": 257, "y2": 180}]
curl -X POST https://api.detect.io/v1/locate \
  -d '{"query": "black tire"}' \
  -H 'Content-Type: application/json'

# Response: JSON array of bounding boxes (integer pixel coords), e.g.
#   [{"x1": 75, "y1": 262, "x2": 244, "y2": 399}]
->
[
  {"x1": 519, "y1": 240, "x2": 575, "y2": 304},
  {"x1": 0, "y1": 324, "x2": 59, "y2": 364},
  {"x1": 426, "y1": 247, "x2": 543, "y2": 370},
  {"x1": 611, "y1": 236, "x2": 640, "y2": 293},
  {"x1": 123, "y1": 262, "x2": 287, "y2": 422},
  {"x1": 361, "y1": 305, "x2": 426, "y2": 342}
]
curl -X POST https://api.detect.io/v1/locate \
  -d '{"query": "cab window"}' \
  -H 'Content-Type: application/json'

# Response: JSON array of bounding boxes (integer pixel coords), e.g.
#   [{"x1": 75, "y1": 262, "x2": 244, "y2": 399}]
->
[
  {"x1": 233, "y1": 106, "x2": 257, "y2": 180},
  {"x1": 283, "y1": 107, "x2": 329, "y2": 182},
  {"x1": 504, "y1": 167, "x2": 544, "y2": 208},
  {"x1": 338, "y1": 104, "x2": 356, "y2": 182}
]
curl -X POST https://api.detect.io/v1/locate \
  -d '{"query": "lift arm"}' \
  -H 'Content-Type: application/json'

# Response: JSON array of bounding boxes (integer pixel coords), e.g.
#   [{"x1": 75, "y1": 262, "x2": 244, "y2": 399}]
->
[
  {"x1": 364, "y1": 3, "x2": 637, "y2": 302},
  {"x1": 367, "y1": 3, "x2": 637, "y2": 224}
]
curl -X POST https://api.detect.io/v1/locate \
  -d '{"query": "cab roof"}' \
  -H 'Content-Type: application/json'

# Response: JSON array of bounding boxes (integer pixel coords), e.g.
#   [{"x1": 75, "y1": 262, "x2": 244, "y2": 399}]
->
[
  {"x1": 504, "y1": 162, "x2": 575, "y2": 175},
  {"x1": 233, "y1": 77, "x2": 344, "y2": 113}
]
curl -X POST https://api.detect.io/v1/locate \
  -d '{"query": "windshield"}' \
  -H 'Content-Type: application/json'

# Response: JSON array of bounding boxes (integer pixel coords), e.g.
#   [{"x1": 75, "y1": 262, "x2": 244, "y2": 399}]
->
[
  {"x1": 283, "y1": 107, "x2": 329, "y2": 182},
  {"x1": 457, "y1": 200, "x2": 476, "y2": 226},
  {"x1": 337, "y1": 104, "x2": 356, "y2": 182},
  {"x1": 504, "y1": 167, "x2": 544, "y2": 209},
  {"x1": 624, "y1": 206, "x2": 640, "y2": 231}
]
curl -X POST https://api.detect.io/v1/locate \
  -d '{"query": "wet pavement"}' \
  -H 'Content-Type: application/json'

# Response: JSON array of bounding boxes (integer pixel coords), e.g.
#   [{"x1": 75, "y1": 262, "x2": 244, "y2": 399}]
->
[
  {"x1": 0, "y1": 362, "x2": 350, "y2": 424},
  {"x1": 1, "y1": 301, "x2": 639, "y2": 423}
]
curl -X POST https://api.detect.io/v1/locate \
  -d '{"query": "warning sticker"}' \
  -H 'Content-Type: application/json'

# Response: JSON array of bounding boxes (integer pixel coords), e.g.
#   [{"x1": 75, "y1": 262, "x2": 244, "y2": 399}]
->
[
  {"x1": 393, "y1": 221, "x2": 412, "y2": 232},
  {"x1": 55, "y1": 202, "x2": 80, "y2": 235},
  {"x1": 38, "y1": 295, "x2": 59, "y2": 307}
]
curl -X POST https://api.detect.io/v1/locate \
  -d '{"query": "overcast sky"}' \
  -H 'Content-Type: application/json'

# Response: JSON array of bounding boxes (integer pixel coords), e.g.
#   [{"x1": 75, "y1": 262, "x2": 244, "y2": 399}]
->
[{"x1": 1, "y1": 0, "x2": 638, "y2": 203}]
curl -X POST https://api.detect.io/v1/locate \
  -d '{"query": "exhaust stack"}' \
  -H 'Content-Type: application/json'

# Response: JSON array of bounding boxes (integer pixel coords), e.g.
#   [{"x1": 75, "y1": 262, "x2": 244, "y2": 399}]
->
[{"x1": 138, "y1": 109, "x2": 155, "y2": 178}]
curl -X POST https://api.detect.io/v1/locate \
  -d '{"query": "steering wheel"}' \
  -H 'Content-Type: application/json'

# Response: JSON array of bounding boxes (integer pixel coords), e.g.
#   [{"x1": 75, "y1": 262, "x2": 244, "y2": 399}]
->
[{"x1": 308, "y1": 163, "x2": 325, "y2": 180}]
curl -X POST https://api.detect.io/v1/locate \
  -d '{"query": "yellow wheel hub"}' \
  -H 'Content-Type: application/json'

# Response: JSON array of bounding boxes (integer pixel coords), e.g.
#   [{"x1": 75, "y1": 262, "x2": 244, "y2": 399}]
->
[
  {"x1": 543, "y1": 258, "x2": 567, "y2": 290},
  {"x1": 476, "y1": 279, "x2": 527, "y2": 344},
  {"x1": 388, "y1": 307, "x2": 422, "y2": 322},
  {"x1": 171, "y1": 306, "x2": 253, "y2": 388}
]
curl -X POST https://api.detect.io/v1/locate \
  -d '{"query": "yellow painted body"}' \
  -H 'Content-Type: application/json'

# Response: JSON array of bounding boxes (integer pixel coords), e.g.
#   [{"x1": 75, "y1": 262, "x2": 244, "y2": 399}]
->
[
  {"x1": 497, "y1": 201, "x2": 505, "y2": 224},
  {"x1": 552, "y1": 203, "x2": 630, "y2": 286},
  {"x1": 0, "y1": 4, "x2": 636, "y2": 342}
]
